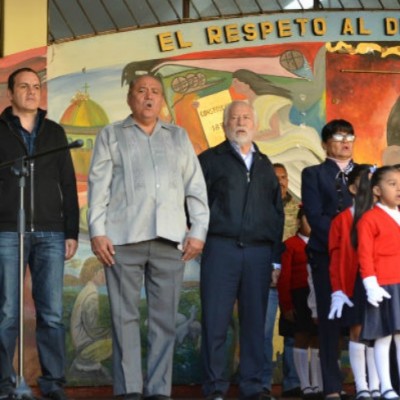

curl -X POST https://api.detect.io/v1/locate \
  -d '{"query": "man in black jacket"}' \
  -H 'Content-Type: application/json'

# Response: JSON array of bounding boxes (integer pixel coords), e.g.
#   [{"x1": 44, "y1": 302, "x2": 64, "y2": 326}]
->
[
  {"x1": 199, "y1": 100, "x2": 284, "y2": 400},
  {"x1": 0, "y1": 68, "x2": 79, "y2": 400}
]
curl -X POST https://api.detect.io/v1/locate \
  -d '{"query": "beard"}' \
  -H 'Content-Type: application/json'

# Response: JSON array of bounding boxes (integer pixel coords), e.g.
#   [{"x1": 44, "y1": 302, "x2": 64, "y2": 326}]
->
[{"x1": 227, "y1": 128, "x2": 253, "y2": 147}]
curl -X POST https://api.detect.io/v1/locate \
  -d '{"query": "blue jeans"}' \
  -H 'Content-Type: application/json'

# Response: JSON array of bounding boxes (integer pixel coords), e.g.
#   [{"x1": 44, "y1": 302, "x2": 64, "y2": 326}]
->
[
  {"x1": 0, "y1": 231, "x2": 66, "y2": 394},
  {"x1": 263, "y1": 288, "x2": 300, "y2": 391}
]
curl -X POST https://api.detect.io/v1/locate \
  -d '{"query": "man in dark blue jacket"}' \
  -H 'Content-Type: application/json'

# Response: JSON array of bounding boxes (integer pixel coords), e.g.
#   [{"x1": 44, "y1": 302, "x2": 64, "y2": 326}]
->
[
  {"x1": 199, "y1": 100, "x2": 284, "y2": 400},
  {"x1": 0, "y1": 67, "x2": 79, "y2": 400}
]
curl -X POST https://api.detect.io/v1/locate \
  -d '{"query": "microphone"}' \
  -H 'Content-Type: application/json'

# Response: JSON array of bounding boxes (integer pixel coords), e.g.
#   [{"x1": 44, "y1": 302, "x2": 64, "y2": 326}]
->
[
  {"x1": 69, "y1": 139, "x2": 84, "y2": 149},
  {"x1": 0, "y1": 139, "x2": 85, "y2": 170}
]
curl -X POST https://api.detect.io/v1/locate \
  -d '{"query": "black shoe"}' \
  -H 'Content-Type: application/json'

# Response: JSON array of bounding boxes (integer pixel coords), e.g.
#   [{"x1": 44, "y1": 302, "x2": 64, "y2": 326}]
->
[
  {"x1": 282, "y1": 387, "x2": 303, "y2": 398},
  {"x1": 240, "y1": 393, "x2": 272, "y2": 400},
  {"x1": 0, "y1": 385, "x2": 13, "y2": 400},
  {"x1": 341, "y1": 392, "x2": 353, "y2": 400},
  {"x1": 312, "y1": 389, "x2": 324, "y2": 400},
  {"x1": 325, "y1": 395, "x2": 341, "y2": 400},
  {"x1": 302, "y1": 388, "x2": 320, "y2": 400},
  {"x1": 144, "y1": 396, "x2": 171, "y2": 400},
  {"x1": 354, "y1": 390, "x2": 372, "y2": 400},
  {"x1": 261, "y1": 389, "x2": 273, "y2": 400},
  {"x1": 371, "y1": 390, "x2": 381, "y2": 400},
  {"x1": 381, "y1": 389, "x2": 400, "y2": 400},
  {"x1": 43, "y1": 389, "x2": 68, "y2": 400},
  {"x1": 125, "y1": 394, "x2": 142, "y2": 400},
  {"x1": 206, "y1": 392, "x2": 224, "y2": 400}
]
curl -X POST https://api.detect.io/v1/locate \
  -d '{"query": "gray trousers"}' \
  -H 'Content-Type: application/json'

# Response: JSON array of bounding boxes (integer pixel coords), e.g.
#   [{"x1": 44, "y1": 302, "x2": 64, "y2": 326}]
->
[{"x1": 105, "y1": 239, "x2": 185, "y2": 397}]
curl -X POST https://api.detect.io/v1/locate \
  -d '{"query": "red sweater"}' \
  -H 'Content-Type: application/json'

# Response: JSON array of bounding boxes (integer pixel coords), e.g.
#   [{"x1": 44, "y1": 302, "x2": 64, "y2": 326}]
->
[
  {"x1": 357, "y1": 205, "x2": 400, "y2": 285},
  {"x1": 277, "y1": 234, "x2": 308, "y2": 313},
  {"x1": 329, "y1": 207, "x2": 358, "y2": 297}
]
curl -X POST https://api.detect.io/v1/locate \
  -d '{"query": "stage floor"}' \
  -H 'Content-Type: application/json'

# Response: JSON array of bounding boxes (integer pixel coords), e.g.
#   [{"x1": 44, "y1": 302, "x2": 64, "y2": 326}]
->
[
  {"x1": 31, "y1": 385, "x2": 282, "y2": 399},
  {"x1": 28, "y1": 385, "x2": 356, "y2": 399}
]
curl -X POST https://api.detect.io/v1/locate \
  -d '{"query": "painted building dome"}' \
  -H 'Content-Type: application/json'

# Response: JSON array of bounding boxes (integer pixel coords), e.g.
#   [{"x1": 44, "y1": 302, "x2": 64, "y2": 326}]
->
[
  {"x1": 59, "y1": 87, "x2": 110, "y2": 234},
  {"x1": 60, "y1": 89, "x2": 109, "y2": 127}
]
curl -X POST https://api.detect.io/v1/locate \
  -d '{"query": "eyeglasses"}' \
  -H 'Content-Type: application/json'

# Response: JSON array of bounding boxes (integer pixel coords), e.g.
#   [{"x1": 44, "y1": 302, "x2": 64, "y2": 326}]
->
[{"x1": 330, "y1": 133, "x2": 356, "y2": 142}]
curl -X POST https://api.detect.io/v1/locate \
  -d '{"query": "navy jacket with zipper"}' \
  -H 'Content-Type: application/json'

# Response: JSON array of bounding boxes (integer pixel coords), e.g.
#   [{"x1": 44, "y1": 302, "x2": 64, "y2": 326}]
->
[
  {"x1": 198, "y1": 139, "x2": 284, "y2": 263},
  {"x1": 0, "y1": 106, "x2": 79, "y2": 239}
]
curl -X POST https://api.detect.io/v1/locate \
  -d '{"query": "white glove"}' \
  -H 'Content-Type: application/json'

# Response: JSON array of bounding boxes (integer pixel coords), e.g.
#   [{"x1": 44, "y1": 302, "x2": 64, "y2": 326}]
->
[
  {"x1": 363, "y1": 276, "x2": 391, "y2": 307},
  {"x1": 328, "y1": 290, "x2": 354, "y2": 319}
]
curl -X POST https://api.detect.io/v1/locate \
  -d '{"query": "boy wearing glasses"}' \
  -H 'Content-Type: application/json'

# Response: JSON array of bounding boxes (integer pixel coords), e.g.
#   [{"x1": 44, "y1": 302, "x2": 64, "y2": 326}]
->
[{"x1": 301, "y1": 120, "x2": 357, "y2": 400}]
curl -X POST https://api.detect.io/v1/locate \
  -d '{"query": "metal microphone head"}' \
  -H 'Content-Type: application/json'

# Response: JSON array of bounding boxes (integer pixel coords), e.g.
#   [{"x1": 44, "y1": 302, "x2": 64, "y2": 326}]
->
[{"x1": 69, "y1": 139, "x2": 84, "y2": 149}]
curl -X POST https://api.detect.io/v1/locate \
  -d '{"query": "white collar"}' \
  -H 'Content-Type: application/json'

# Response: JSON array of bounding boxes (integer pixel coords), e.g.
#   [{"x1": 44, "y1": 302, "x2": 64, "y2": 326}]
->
[{"x1": 376, "y1": 202, "x2": 400, "y2": 225}]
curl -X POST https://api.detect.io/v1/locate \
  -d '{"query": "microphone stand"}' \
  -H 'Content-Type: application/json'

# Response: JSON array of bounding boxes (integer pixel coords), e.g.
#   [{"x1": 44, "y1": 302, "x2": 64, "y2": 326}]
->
[{"x1": 0, "y1": 140, "x2": 82, "y2": 400}]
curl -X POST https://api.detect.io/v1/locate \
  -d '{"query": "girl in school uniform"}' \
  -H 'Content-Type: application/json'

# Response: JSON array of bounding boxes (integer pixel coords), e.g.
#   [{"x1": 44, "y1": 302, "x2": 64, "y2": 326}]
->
[
  {"x1": 328, "y1": 164, "x2": 380, "y2": 400},
  {"x1": 277, "y1": 208, "x2": 322, "y2": 399},
  {"x1": 352, "y1": 165, "x2": 400, "y2": 400}
]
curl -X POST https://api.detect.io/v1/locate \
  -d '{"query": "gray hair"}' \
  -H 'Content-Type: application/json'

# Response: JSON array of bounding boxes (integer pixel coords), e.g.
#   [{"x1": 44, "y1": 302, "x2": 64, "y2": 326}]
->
[
  {"x1": 222, "y1": 100, "x2": 258, "y2": 128},
  {"x1": 128, "y1": 74, "x2": 163, "y2": 93}
]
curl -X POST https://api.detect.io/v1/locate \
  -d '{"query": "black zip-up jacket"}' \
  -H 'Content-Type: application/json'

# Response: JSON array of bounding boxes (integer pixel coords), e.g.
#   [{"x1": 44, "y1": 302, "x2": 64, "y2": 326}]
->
[
  {"x1": 199, "y1": 140, "x2": 284, "y2": 263},
  {"x1": 0, "y1": 106, "x2": 79, "y2": 239}
]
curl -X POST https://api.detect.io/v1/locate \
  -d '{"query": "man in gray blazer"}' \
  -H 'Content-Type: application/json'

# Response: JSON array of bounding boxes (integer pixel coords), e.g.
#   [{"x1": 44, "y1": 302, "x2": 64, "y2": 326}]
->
[{"x1": 88, "y1": 74, "x2": 209, "y2": 400}]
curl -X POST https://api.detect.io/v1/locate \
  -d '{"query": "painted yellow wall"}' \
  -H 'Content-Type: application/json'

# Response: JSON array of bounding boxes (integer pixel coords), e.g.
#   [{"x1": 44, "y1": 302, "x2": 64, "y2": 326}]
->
[{"x1": 2, "y1": 0, "x2": 47, "y2": 56}]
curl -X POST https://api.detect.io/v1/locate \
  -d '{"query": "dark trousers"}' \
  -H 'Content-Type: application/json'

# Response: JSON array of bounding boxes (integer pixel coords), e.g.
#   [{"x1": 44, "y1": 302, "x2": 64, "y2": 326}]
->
[
  {"x1": 200, "y1": 237, "x2": 272, "y2": 398},
  {"x1": 309, "y1": 251, "x2": 343, "y2": 395},
  {"x1": 391, "y1": 340, "x2": 400, "y2": 393}
]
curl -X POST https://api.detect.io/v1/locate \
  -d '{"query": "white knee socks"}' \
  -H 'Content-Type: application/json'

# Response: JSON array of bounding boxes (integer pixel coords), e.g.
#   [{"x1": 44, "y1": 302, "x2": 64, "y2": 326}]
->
[
  {"x1": 374, "y1": 335, "x2": 397, "y2": 398},
  {"x1": 349, "y1": 341, "x2": 369, "y2": 393},
  {"x1": 310, "y1": 348, "x2": 323, "y2": 393},
  {"x1": 293, "y1": 348, "x2": 310, "y2": 390},
  {"x1": 366, "y1": 345, "x2": 380, "y2": 394}
]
